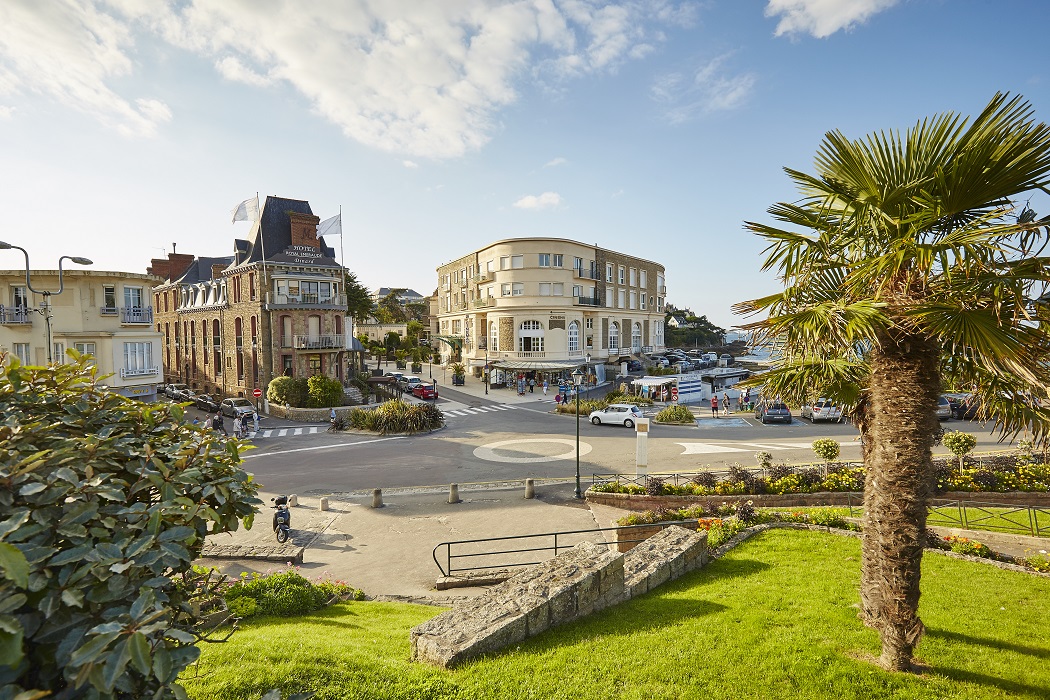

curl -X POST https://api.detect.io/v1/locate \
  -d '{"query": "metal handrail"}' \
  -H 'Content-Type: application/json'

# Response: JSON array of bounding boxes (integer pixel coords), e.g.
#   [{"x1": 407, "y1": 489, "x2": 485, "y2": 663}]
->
[{"x1": 431, "y1": 519, "x2": 701, "y2": 577}]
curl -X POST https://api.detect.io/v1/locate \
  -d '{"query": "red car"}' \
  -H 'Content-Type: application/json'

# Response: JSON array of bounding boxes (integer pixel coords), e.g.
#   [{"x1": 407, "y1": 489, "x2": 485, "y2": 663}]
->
[{"x1": 413, "y1": 383, "x2": 438, "y2": 399}]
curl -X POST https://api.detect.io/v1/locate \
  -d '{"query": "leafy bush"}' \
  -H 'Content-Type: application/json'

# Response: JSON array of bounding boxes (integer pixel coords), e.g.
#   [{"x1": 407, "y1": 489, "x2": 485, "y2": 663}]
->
[
  {"x1": 1022, "y1": 549, "x2": 1050, "y2": 573},
  {"x1": 604, "y1": 391, "x2": 654, "y2": 406},
  {"x1": 307, "y1": 375, "x2": 343, "y2": 408},
  {"x1": 347, "y1": 399, "x2": 443, "y2": 433},
  {"x1": 943, "y1": 535, "x2": 992, "y2": 558},
  {"x1": 767, "y1": 463, "x2": 793, "y2": 481},
  {"x1": 943, "y1": 430, "x2": 978, "y2": 468},
  {"x1": 811, "y1": 438, "x2": 841, "y2": 462},
  {"x1": 224, "y1": 570, "x2": 357, "y2": 618},
  {"x1": 655, "y1": 405, "x2": 695, "y2": 423},
  {"x1": 756, "y1": 451, "x2": 774, "y2": 469},
  {"x1": 0, "y1": 355, "x2": 260, "y2": 699},
  {"x1": 267, "y1": 375, "x2": 309, "y2": 407},
  {"x1": 555, "y1": 398, "x2": 606, "y2": 415},
  {"x1": 644, "y1": 477, "x2": 666, "y2": 496},
  {"x1": 690, "y1": 472, "x2": 718, "y2": 488}
]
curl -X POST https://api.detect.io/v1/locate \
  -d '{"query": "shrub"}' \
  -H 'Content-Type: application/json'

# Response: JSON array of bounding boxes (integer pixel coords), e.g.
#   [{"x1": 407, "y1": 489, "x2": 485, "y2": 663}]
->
[
  {"x1": 224, "y1": 570, "x2": 357, "y2": 618},
  {"x1": 307, "y1": 375, "x2": 343, "y2": 408},
  {"x1": 347, "y1": 399, "x2": 443, "y2": 433},
  {"x1": 655, "y1": 405, "x2": 694, "y2": 423},
  {"x1": 690, "y1": 472, "x2": 718, "y2": 488},
  {"x1": 1022, "y1": 549, "x2": 1050, "y2": 573},
  {"x1": 943, "y1": 535, "x2": 992, "y2": 558},
  {"x1": 943, "y1": 430, "x2": 978, "y2": 469},
  {"x1": 267, "y1": 375, "x2": 309, "y2": 407},
  {"x1": 0, "y1": 355, "x2": 260, "y2": 698},
  {"x1": 767, "y1": 463, "x2": 793, "y2": 482},
  {"x1": 644, "y1": 477, "x2": 666, "y2": 496},
  {"x1": 811, "y1": 438, "x2": 841, "y2": 462},
  {"x1": 604, "y1": 391, "x2": 654, "y2": 406},
  {"x1": 756, "y1": 451, "x2": 774, "y2": 469},
  {"x1": 556, "y1": 398, "x2": 606, "y2": 415}
]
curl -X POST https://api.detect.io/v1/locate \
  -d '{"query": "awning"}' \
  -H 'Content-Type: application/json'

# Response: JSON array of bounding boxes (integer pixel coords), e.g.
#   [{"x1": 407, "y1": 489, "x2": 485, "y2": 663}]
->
[
  {"x1": 631, "y1": 376, "x2": 677, "y2": 387},
  {"x1": 346, "y1": 337, "x2": 366, "y2": 351},
  {"x1": 489, "y1": 358, "x2": 589, "y2": 371}
]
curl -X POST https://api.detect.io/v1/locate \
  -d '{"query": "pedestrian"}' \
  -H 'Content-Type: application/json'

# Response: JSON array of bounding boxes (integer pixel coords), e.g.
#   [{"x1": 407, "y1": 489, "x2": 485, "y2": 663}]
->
[
  {"x1": 241, "y1": 413, "x2": 252, "y2": 436},
  {"x1": 330, "y1": 407, "x2": 337, "y2": 423},
  {"x1": 232, "y1": 417, "x2": 242, "y2": 439},
  {"x1": 528, "y1": 378, "x2": 535, "y2": 393},
  {"x1": 213, "y1": 411, "x2": 227, "y2": 436},
  {"x1": 191, "y1": 418, "x2": 200, "y2": 426},
  {"x1": 203, "y1": 416, "x2": 213, "y2": 431},
  {"x1": 723, "y1": 392, "x2": 730, "y2": 416},
  {"x1": 710, "y1": 392, "x2": 719, "y2": 418},
  {"x1": 542, "y1": 379, "x2": 548, "y2": 396},
  {"x1": 252, "y1": 409, "x2": 260, "y2": 433}
]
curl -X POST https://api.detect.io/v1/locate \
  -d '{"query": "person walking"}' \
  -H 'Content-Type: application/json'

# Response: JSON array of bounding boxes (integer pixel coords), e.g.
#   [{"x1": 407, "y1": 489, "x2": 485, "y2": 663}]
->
[
  {"x1": 528, "y1": 378, "x2": 535, "y2": 393},
  {"x1": 722, "y1": 392, "x2": 731, "y2": 416},
  {"x1": 241, "y1": 413, "x2": 252, "y2": 437},
  {"x1": 252, "y1": 409, "x2": 260, "y2": 433},
  {"x1": 542, "y1": 379, "x2": 548, "y2": 396},
  {"x1": 213, "y1": 411, "x2": 227, "y2": 436},
  {"x1": 710, "y1": 392, "x2": 719, "y2": 417}
]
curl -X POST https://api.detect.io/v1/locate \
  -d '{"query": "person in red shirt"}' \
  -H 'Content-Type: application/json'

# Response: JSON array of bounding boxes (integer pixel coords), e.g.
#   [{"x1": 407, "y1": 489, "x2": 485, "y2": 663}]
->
[{"x1": 710, "y1": 392, "x2": 719, "y2": 418}]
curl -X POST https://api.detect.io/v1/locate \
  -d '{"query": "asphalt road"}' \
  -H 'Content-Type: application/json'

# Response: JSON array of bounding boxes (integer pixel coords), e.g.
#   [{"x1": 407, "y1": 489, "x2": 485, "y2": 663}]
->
[{"x1": 235, "y1": 387, "x2": 1018, "y2": 497}]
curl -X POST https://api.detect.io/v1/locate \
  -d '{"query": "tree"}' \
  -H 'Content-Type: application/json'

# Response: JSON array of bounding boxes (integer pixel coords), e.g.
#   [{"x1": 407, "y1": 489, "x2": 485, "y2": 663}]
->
[
  {"x1": 735, "y1": 93, "x2": 1050, "y2": 670},
  {"x1": 344, "y1": 271, "x2": 374, "y2": 324},
  {"x1": 378, "y1": 289, "x2": 408, "y2": 323},
  {"x1": 0, "y1": 354, "x2": 260, "y2": 697}
]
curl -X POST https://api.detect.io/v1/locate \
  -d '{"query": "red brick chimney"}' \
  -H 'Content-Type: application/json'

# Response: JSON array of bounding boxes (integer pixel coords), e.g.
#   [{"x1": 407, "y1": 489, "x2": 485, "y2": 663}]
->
[
  {"x1": 167, "y1": 253, "x2": 195, "y2": 281},
  {"x1": 211, "y1": 263, "x2": 227, "y2": 280},
  {"x1": 148, "y1": 258, "x2": 171, "y2": 279},
  {"x1": 288, "y1": 212, "x2": 322, "y2": 249}
]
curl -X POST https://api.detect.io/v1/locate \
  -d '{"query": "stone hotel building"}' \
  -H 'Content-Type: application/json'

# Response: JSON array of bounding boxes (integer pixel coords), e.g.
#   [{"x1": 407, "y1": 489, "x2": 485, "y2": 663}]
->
[
  {"x1": 149, "y1": 196, "x2": 349, "y2": 399},
  {"x1": 435, "y1": 238, "x2": 666, "y2": 374},
  {"x1": 0, "y1": 269, "x2": 163, "y2": 400}
]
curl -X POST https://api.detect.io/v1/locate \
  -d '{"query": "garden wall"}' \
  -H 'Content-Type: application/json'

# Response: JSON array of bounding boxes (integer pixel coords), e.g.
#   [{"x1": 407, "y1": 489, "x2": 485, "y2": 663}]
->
[
  {"x1": 265, "y1": 404, "x2": 366, "y2": 422},
  {"x1": 586, "y1": 489, "x2": 1050, "y2": 511}
]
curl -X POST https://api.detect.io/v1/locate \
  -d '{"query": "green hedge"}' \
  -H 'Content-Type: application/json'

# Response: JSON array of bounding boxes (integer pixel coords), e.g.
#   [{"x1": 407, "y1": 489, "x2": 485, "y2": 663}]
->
[
  {"x1": 654, "y1": 405, "x2": 695, "y2": 423},
  {"x1": 345, "y1": 399, "x2": 443, "y2": 433}
]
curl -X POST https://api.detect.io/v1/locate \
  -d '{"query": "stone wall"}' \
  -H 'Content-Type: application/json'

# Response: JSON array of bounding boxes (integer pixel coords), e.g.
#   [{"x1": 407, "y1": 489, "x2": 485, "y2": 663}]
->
[
  {"x1": 411, "y1": 527, "x2": 707, "y2": 668},
  {"x1": 265, "y1": 404, "x2": 361, "y2": 422},
  {"x1": 586, "y1": 489, "x2": 1050, "y2": 511}
]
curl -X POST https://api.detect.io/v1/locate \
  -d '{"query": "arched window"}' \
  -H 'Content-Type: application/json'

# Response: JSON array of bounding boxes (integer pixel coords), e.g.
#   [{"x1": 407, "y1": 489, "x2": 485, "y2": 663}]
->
[
  {"x1": 519, "y1": 320, "x2": 544, "y2": 353},
  {"x1": 632, "y1": 322, "x2": 642, "y2": 353},
  {"x1": 234, "y1": 318, "x2": 244, "y2": 380},
  {"x1": 490, "y1": 321, "x2": 499, "y2": 352},
  {"x1": 568, "y1": 321, "x2": 580, "y2": 353},
  {"x1": 250, "y1": 316, "x2": 258, "y2": 342},
  {"x1": 609, "y1": 322, "x2": 620, "y2": 351}
]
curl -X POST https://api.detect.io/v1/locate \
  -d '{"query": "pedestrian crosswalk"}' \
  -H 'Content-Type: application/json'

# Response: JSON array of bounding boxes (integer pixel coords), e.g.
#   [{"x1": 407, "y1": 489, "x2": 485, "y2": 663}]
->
[
  {"x1": 251, "y1": 426, "x2": 323, "y2": 439},
  {"x1": 442, "y1": 404, "x2": 521, "y2": 418}
]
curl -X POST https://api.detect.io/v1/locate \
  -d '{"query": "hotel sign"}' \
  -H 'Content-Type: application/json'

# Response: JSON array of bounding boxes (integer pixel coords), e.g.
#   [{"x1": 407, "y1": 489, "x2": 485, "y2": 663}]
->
[{"x1": 270, "y1": 245, "x2": 339, "y2": 267}]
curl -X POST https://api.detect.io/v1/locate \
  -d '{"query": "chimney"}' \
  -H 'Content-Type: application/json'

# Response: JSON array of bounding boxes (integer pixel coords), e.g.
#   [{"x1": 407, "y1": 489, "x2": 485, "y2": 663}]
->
[
  {"x1": 288, "y1": 211, "x2": 322, "y2": 250},
  {"x1": 148, "y1": 258, "x2": 171, "y2": 279},
  {"x1": 211, "y1": 263, "x2": 227, "y2": 280},
  {"x1": 167, "y1": 252, "x2": 195, "y2": 281}
]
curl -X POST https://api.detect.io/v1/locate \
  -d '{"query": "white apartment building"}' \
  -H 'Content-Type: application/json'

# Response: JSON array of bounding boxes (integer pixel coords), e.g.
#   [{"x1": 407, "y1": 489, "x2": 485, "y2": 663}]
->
[
  {"x1": 435, "y1": 238, "x2": 666, "y2": 376},
  {"x1": 0, "y1": 270, "x2": 163, "y2": 401}
]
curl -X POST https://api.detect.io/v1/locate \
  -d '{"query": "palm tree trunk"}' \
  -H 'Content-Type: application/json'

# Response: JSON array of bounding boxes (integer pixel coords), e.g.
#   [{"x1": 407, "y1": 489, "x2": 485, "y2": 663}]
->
[{"x1": 859, "y1": 334, "x2": 940, "y2": 671}]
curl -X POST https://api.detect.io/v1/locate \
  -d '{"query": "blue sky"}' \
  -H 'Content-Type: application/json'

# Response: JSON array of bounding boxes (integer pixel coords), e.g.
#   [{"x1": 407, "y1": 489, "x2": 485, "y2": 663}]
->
[{"x1": 1, "y1": 0, "x2": 1049, "y2": 329}]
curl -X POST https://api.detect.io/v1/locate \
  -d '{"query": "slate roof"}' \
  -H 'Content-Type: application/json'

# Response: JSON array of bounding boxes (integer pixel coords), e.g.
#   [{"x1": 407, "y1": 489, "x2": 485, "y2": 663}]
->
[
  {"x1": 172, "y1": 256, "x2": 235, "y2": 285},
  {"x1": 231, "y1": 195, "x2": 337, "y2": 268},
  {"x1": 373, "y1": 287, "x2": 424, "y2": 299}
]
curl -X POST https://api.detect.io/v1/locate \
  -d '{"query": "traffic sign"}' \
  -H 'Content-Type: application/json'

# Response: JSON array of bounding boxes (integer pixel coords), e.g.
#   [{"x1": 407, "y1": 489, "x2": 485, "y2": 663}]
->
[
  {"x1": 671, "y1": 388, "x2": 679, "y2": 403},
  {"x1": 252, "y1": 388, "x2": 262, "y2": 398}
]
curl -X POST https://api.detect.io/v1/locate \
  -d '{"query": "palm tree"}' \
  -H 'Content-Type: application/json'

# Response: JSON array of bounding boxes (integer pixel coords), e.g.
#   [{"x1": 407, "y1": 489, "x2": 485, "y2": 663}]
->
[{"x1": 736, "y1": 93, "x2": 1050, "y2": 671}]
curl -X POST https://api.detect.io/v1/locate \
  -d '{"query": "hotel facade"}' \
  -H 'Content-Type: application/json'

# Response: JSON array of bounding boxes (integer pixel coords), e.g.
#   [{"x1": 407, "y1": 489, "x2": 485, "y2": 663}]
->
[
  {"x1": 0, "y1": 269, "x2": 163, "y2": 400},
  {"x1": 149, "y1": 196, "x2": 349, "y2": 400},
  {"x1": 434, "y1": 238, "x2": 666, "y2": 376}
]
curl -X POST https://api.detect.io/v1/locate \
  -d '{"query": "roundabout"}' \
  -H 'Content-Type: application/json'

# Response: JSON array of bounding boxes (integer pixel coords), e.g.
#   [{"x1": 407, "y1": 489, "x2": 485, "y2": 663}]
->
[{"x1": 473, "y1": 438, "x2": 593, "y2": 464}]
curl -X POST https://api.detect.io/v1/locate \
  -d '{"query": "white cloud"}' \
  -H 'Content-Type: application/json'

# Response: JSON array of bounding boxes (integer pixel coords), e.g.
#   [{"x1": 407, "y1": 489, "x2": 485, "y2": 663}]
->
[
  {"x1": 0, "y1": 0, "x2": 171, "y2": 137},
  {"x1": 765, "y1": 0, "x2": 899, "y2": 38},
  {"x1": 651, "y1": 53, "x2": 755, "y2": 123},
  {"x1": 402, "y1": 160, "x2": 419, "y2": 169},
  {"x1": 0, "y1": 105, "x2": 13, "y2": 119},
  {"x1": 544, "y1": 157, "x2": 568, "y2": 167},
  {"x1": 0, "y1": 1, "x2": 698, "y2": 155},
  {"x1": 513, "y1": 191, "x2": 562, "y2": 209}
]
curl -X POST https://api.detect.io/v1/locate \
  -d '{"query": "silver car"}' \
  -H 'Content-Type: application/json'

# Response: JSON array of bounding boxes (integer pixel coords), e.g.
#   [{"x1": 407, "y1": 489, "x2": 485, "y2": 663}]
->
[
  {"x1": 589, "y1": 403, "x2": 643, "y2": 428},
  {"x1": 936, "y1": 395, "x2": 952, "y2": 421},
  {"x1": 801, "y1": 398, "x2": 843, "y2": 423}
]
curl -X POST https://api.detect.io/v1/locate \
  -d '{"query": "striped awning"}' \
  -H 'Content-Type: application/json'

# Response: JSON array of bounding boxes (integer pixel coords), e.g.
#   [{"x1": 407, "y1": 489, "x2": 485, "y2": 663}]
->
[
  {"x1": 488, "y1": 358, "x2": 589, "y2": 371},
  {"x1": 631, "y1": 376, "x2": 677, "y2": 387}
]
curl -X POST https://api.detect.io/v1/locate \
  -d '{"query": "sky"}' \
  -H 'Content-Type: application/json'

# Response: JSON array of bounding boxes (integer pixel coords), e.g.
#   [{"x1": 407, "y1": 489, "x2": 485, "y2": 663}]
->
[{"x1": 2, "y1": 0, "x2": 1050, "y2": 329}]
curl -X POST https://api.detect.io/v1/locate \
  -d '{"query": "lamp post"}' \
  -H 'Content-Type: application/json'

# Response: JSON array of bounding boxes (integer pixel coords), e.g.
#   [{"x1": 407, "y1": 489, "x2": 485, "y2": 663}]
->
[
  {"x1": 484, "y1": 346, "x2": 489, "y2": 395},
  {"x1": 0, "y1": 242, "x2": 92, "y2": 364},
  {"x1": 572, "y1": 367, "x2": 584, "y2": 499}
]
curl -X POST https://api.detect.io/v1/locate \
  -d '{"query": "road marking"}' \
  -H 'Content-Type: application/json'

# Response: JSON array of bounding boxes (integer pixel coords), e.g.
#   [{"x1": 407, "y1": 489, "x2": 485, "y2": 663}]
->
[
  {"x1": 294, "y1": 428, "x2": 303, "y2": 436},
  {"x1": 309, "y1": 427, "x2": 320, "y2": 434},
  {"x1": 473, "y1": 438, "x2": 593, "y2": 463},
  {"x1": 242, "y1": 435, "x2": 407, "y2": 459},
  {"x1": 490, "y1": 405, "x2": 510, "y2": 410},
  {"x1": 676, "y1": 442, "x2": 751, "y2": 454},
  {"x1": 446, "y1": 410, "x2": 466, "y2": 416},
  {"x1": 278, "y1": 429, "x2": 289, "y2": 437}
]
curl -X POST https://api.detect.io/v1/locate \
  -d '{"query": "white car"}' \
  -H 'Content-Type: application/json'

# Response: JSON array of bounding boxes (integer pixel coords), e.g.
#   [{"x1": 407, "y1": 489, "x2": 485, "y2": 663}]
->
[
  {"x1": 652, "y1": 357, "x2": 670, "y2": 368},
  {"x1": 800, "y1": 398, "x2": 843, "y2": 423},
  {"x1": 399, "y1": 375, "x2": 423, "y2": 393},
  {"x1": 589, "y1": 403, "x2": 643, "y2": 428}
]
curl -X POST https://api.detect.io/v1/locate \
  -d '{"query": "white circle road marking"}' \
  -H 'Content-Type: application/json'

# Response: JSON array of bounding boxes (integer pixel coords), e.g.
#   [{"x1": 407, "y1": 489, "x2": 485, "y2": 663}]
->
[{"x1": 473, "y1": 438, "x2": 593, "y2": 464}]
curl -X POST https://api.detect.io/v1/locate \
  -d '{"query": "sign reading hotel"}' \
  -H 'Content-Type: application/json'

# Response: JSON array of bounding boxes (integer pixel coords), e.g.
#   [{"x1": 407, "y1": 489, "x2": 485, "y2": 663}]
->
[{"x1": 270, "y1": 245, "x2": 339, "y2": 267}]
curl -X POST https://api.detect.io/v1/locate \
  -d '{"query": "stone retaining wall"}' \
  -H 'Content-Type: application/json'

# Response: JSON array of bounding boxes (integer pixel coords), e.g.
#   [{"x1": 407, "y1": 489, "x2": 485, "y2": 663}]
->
[
  {"x1": 266, "y1": 404, "x2": 363, "y2": 422},
  {"x1": 586, "y1": 489, "x2": 1050, "y2": 511},
  {"x1": 411, "y1": 527, "x2": 707, "y2": 668}
]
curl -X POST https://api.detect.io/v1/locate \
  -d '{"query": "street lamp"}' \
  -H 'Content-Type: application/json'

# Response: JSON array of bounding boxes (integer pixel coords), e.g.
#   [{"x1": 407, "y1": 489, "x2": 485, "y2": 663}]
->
[
  {"x1": 0, "y1": 242, "x2": 92, "y2": 364},
  {"x1": 572, "y1": 367, "x2": 584, "y2": 499},
  {"x1": 484, "y1": 346, "x2": 489, "y2": 395}
]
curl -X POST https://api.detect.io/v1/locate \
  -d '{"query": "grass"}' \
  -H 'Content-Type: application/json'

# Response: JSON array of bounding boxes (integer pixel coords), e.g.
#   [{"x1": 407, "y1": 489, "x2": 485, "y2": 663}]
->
[
  {"x1": 182, "y1": 529, "x2": 1050, "y2": 700},
  {"x1": 761, "y1": 505, "x2": 1050, "y2": 538}
]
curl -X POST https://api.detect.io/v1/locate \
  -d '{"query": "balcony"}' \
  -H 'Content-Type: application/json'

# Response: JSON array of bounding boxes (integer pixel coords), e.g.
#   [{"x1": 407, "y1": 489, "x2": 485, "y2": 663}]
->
[
  {"x1": 516, "y1": 351, "x2": 546, "y2": 359},
  {"x1": 473, "y1": 297, "x2": 496, "y2": 308},
  {"x1": 476, "y1": 273, "x2": 491, "y2": 283},
  {"x1": 575, "y1": 268, "x2": 600, "y2": 280},
  {"x1": 265, "y1": 293, "x2": 347, "y2": 309},
  {"x1": 121, "y1": 306, "x2": 153, "y2": 324},
  {"x1": 120, "y1": 366, "x2": 159, "y2": 379},
  {"x1": 575, "y1": 296, "x2": 603, "y2": 307},
  {"x1": 292, "y1": 334, "x2": 346, "y2": 351},
  {"x1": 658, "y1": 285, "x2": 667, "y2": 294},
  {"x1": 0, "y1": 306, "x2": 31, "y2": 324},
  {"x1": 99, "y1": 306, "x2": 118, "y2": 316}
]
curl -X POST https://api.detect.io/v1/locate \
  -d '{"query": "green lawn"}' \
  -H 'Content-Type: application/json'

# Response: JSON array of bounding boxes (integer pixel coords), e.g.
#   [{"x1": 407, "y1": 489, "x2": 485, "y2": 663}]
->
[
  {"x1": 182, "y1": 529, "x2": 1050, "y2": 700},
  {"x1": 763, "y1": 505, "x2": 1050, "y2": 539}
]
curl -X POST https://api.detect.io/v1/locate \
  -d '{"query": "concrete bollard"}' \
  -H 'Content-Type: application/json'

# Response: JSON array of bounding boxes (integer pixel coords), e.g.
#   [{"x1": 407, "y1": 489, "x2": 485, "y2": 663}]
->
[
  {"x1": 524, "y1": 478, "x2": 535, "y2": 499},
  {"x1": 319, "y1": 497, "x2": 329, "y2": 511},
  {"x1": 448, "y1": 483, "x2": 461, "y2": 504},
  {"x1": 288, "y1": 494, "x2": 299, "y2": 506},
  {"x1": 372, "y1": 488, "x2": 384, "y2": 508}
]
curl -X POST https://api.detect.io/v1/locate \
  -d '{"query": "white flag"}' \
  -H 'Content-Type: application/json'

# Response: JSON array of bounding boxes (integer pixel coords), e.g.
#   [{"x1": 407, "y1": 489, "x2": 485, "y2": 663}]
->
[
  {"x1": 231, "y1": 196, "x2": 260, "y2": 223},
  {"x1": 316, "y1": 214, "x2": 341, "y2": 238}
]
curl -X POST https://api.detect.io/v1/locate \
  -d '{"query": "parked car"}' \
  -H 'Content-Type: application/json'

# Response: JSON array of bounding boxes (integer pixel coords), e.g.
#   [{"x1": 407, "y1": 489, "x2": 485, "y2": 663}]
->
[
  {"x1": 936, "y1": 395, "x2": 952, "y2": 421},
  {"x1": 412, "y1": 383, "x2": 438, "y2": 399},
  {"x1": 719, "y1": 353, "x2": 733, "y2": 365},
  {"x1": 384, "y1": 371, "x2": 405, "y2": 382},
  {"x1": 652, "y1": 357, "x2": 670, "y2": 368},
  {"x1": 220, "y1": 397, "x2": 256, "y2": 418},
  {"x1": 951, "y1": 395, "x2": 980, "y2": 420},
  {"x1": 800, "y1": 398, "x2": 843, "y2": 423},
  {"x1": 165, "y1": 383, "x2": 189, "y2": 399},
  {"x1": 626, "y1": 360, "x2": 643, "y2": 372},
  {"x1": 588, "y1": 403, "x2": 643, "y2": 428},
  {"x1": 398, "y1": 375, "x2": 423, "y2": 394},
  {"x1": 755, "y1": 400, "x2": 792, "y2": 424},
  {"x1": 194, "y1": 393, "x2": 220, "y2": 412}
]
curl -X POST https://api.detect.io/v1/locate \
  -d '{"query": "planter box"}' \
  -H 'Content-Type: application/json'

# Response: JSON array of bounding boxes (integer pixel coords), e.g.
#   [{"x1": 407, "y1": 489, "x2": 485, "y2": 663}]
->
[{"x1": 586, "y1": 489, "x2": 1050, "y2": 512}]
